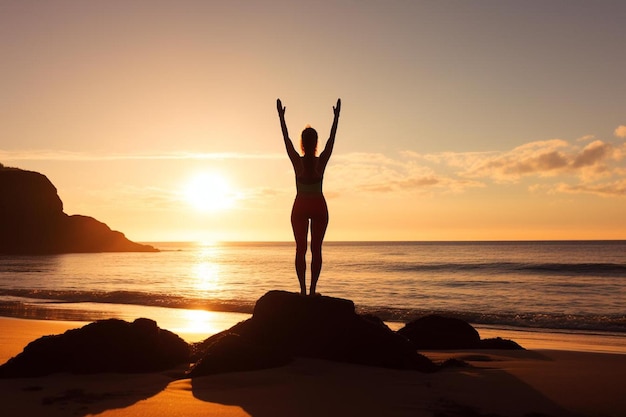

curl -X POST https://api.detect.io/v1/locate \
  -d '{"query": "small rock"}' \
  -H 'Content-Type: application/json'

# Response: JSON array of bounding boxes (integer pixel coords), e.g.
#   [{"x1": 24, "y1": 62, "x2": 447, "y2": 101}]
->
[
  {"x1": 398, "y1": 315, "x2": 481, "y2": 349},
  {"x1": 478, "y1": 337, "x2": 524, "y2": 350}
]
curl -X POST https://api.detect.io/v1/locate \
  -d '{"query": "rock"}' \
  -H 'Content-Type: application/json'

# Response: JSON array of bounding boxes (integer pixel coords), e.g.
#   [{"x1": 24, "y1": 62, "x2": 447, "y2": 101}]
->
[
  {"x1": 0, "y1": 318, "x2": 190, "y2": 377},
  {"x1": 398, "y1": 315, "x2": 524, "y2": 350},
  {"x1": 187, "y1": 333, "x2": 292, "y2": 377},
  {"x1": 0, "y1": 165, "x2": 157, "y2": 254},
  {"x1": 478, "y1": 337, "x2": 524, "y2": 350},
  {"x1": 189, "y1": 320, "x2": 254, "y2": 362},
  {"x1": 246, "y1": 291, "x2": 357, "y2": 356},
  {"x1": 191, "y1": 291, "x2": 437, "y2": 376},
  {"x1": 398, "y1": 315, "x2": 481, "y2": 349}
]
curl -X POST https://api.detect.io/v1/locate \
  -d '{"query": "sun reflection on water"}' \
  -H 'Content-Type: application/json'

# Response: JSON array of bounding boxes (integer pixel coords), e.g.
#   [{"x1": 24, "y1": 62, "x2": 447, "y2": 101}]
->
[
  {"x1": 167, "y1": 242, "x2": 236, "y2": 341},
  {"x1": 192, "y1": 242, "x2": 223, "y2": 294},
  {"x1": 193, "y1": 262, "x2": 221, "y2": 293}
]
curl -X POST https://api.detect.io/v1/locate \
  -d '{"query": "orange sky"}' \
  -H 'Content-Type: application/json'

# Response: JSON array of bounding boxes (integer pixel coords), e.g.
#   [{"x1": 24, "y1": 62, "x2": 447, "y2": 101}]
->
[{"x1": 1, "y1": 1, "x2": 625, "y2": 242}]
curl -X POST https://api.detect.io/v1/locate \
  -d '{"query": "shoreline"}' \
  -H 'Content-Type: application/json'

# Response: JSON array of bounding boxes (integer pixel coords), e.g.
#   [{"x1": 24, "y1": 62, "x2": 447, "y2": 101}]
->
[
  {"x1": 2, "y1": 302, "x2": 625, "y2": 355},
  {"x1": 1, "y1": 316, "x2": 625, "y2": 416}
]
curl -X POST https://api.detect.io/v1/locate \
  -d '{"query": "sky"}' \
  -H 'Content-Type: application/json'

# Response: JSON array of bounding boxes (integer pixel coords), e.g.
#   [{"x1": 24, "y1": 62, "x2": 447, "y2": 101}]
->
[{"x1": 1, "y1": 0, "x2": 625, "y2": 242}]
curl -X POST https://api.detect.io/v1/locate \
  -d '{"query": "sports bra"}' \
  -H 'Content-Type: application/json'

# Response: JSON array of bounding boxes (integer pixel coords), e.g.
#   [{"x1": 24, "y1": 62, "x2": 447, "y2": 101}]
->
[{"x1": 294, "y1": 156, "x2": 325, "y2": 195}]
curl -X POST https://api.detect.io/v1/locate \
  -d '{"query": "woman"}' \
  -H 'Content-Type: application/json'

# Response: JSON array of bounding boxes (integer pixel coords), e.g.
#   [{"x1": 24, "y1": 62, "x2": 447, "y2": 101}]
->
[{"x1": 277, "y1": 98, "x2": 341, "y2": 295}]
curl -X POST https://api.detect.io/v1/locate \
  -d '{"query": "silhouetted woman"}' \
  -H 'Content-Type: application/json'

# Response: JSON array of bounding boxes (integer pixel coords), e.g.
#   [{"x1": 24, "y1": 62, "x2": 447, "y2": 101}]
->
[{"x1": 277, "y1": 98, "x2": 341, "y2": 295}]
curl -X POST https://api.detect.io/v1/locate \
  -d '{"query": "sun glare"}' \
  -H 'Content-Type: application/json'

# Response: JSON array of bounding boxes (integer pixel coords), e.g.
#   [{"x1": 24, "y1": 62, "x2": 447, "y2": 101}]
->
[{"x1": 183, "y1": 172, "x2": 237, "y2": 212}]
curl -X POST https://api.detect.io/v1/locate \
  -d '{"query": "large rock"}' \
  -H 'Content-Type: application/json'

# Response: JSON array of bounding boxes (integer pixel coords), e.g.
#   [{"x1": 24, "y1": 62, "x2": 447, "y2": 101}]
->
[
  {"x1": 187, "y1": 333, "x2": 292, "y2": 377},
  {"x1": 0, "y1": 318, "x2": 190, "y2": 377},
  {"x1": 0, "y1": 165, "x2": 157, "y2": 254},
  {"x1": 190, "y1": 291, "x2": 437, "y2": 376}
]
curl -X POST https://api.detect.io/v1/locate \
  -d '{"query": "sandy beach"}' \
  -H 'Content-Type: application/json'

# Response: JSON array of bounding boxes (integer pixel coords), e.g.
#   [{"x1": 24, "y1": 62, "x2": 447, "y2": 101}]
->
[{"x1": 1, "y1": 317, "x2": 625, "y2": 417}]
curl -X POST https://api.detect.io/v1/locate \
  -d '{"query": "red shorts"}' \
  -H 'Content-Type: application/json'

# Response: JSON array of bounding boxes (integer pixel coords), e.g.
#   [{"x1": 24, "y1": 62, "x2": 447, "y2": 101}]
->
[{"x1": 291, "y1": 195, "x2": 328, "y2": 223}]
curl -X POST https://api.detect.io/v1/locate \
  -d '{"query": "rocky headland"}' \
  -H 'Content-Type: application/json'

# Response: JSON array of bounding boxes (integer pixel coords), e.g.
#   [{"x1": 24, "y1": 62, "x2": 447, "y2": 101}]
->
[{"x1": 0, "y1": 164, "x2": 157, "y2": 254}]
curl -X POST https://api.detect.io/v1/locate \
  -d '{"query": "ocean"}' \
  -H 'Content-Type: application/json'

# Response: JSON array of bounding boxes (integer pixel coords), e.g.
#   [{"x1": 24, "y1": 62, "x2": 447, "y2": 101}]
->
[{"x1": 1, "y1": 241, "x2": 625, "y2": 352}]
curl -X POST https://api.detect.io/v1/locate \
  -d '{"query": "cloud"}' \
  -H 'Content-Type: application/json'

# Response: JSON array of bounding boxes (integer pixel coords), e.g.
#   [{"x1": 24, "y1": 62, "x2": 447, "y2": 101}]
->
[
  {"x1": 332, "y1": 152, "x2": 484, "y2": 195},
  {"x1": 556, "y1": 179, "x2": 626, "y2": 197},
  {"x1": 0, "y1": 149, "x2": 283, "y2": 162},
  {"x1": 399, "y1": 135, "x2": 626, "y2": 198},
  {"x1": 614, "y1": 125, "x2": 626, "y2": 138},
  {"x1": 459, "y1": 139, "x2": 570, "y2": 181},
  {"x1": 327, "y1": 132, "x2": 626, "y2": 198},
  {"x1": 440, "y1": 139, "x2": 624, "y2": 183},
  {"x1": 571, "y1": 140, "x2": 613, "y2": 168}
]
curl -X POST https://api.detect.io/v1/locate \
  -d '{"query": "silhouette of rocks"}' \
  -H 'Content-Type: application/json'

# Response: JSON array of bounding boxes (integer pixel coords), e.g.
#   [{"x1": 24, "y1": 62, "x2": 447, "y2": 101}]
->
[
  {"x1": 0, "y1": 165, "x2": 157, "y2": 254},
  {"x1": 190, "y1": 290, "x2": 437, "y2": 376},
  {"x1": 398, "y1": 315, "x2": 523, "y2": 350},
  {"x1": 398, "y1": 315, "x2": 481, "y2": 349},
  {"x1": 0, "y1": 318, "x2": 190, "y2": 378},
  {"x1": 187, "y1": 333, "x2": 292, "y2": 377},
  {"x1": 479, "y1": 337, "x2": 524, "y2": 350}
]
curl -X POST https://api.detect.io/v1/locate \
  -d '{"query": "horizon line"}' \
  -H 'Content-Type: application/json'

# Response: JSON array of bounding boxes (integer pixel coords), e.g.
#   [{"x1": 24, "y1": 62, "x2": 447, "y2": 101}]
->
[{"x1": 141, "y1": 239, "x2": 626, "y2": 244}]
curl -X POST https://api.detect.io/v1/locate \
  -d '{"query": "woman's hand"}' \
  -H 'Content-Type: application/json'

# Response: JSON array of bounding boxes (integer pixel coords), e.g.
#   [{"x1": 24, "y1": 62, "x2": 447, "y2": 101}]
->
[
  {"x1": 277, "y1": 98, "x2": 286, "y2": 117},
  {"x1": 333, "y1": 98, "x2": 341, "y2": 117}
]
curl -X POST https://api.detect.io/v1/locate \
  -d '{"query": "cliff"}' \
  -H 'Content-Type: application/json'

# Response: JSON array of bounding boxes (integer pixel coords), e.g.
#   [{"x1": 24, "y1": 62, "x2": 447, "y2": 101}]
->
[{"x1": 0, "y1": 165, "x2": 157, "y2": 254}]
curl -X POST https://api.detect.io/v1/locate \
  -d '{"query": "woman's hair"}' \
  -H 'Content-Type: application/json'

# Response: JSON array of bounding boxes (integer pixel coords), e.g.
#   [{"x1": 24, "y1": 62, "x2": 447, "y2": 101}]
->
[{"x1": 301, "y1": 126, "x2": 318, "y2": 155}]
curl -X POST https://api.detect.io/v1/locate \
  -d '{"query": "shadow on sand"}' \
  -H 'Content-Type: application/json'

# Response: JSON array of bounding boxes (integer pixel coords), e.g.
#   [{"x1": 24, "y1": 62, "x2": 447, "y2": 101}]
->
[
  {"x1": 0, "y1": 370, "x2": 176, "y2": 417},
  {"x1": 190, "y1": 356, "x2": 575, "y2": 417}
]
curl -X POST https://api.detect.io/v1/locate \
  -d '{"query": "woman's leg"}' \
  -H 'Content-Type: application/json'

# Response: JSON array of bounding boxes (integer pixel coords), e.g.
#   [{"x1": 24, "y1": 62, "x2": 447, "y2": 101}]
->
[
  {"x1": 309, "y1": 201, "x2": 329, "y2": 295},
  {"x1": 291, "y1": 203, "x2": 309, "y2": 295}
]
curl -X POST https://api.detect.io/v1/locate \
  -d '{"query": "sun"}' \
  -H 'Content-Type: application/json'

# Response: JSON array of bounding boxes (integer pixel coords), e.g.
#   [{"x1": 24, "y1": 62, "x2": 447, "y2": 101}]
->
[{"x1": 183, "y1": 172, "x2": 237, "y2": 212}]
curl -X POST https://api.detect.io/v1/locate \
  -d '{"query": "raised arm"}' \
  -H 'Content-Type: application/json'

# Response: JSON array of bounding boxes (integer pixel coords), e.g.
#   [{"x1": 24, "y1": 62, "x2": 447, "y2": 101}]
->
[
  {"x1": 319, "y1": 98, "x2": 341, "y2": 166},
  {"x1": 277, "y1": 99, "x2": 299, "y2": 163}
]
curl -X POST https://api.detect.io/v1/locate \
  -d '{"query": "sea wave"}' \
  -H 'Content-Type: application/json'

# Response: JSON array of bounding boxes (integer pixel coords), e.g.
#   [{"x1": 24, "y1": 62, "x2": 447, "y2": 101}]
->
[
  {"x1": 0, "y1": 289, "x2": 256, "y2": 313},
  {"x1": 356, "y1": 305, "x2": 626, "y2": 334},
  {"x1": 359, "y1": 261, "x2": 626, "y2": 277},
  {"x1": 1, "y1": 288, "x2": 624, "y2": 334}
]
